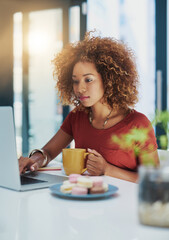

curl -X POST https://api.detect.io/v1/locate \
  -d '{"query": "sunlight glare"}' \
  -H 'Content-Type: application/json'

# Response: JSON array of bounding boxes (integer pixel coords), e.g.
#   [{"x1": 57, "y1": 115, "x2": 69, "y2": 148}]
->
[{"x1": 28, "y1": 31, "x2": 51, "y2": 55}]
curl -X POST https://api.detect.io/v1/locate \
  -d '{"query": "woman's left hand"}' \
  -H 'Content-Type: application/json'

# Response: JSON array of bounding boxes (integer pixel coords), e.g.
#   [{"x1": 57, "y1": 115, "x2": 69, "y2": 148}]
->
[{"x1": 86, "y1": 148, "x2": 108, "y2": 175}]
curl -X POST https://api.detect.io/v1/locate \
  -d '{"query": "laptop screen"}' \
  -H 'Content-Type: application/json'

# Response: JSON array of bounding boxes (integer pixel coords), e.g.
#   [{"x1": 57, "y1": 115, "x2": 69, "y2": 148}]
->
[{"x1": 0, "y1": 107, "x2": 21, "y2": 190}]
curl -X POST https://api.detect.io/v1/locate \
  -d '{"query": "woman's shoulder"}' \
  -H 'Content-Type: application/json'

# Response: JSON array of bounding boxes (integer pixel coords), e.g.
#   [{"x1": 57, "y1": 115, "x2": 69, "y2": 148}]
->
[
  {"x1": 127, "y1": 109, "x2": 152, "y2": 127},
  {"x1": 68, "y1": 108, "x2": 88, "y2": 118},
  {"x1": 130, "y1": 109, "x2": 149, "y2": 119},
  {"x1": 61, "y1": 108, "x2": 88, "y2": 134}
]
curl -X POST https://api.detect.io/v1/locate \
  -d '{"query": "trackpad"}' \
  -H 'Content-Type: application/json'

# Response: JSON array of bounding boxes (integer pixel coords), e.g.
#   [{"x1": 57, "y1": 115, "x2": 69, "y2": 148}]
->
[{"x1": 21, "y1": 176, "x2": 47, "y2": 185}]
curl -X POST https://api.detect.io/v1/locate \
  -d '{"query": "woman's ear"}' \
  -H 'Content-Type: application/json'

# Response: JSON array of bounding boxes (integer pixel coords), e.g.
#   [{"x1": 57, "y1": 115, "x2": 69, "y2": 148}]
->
[{"x1": 100, "y1": 97, "x2": 105, "y2": 104}]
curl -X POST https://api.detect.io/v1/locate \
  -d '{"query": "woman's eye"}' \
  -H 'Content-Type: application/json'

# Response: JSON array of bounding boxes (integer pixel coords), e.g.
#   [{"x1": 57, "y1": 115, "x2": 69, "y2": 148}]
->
[
  {"x1": 72, "y1": 80, "x2": 79, "y2": 84},
  {"x1": 85, "y1": 78, "x2": 92, "y2": 83}
]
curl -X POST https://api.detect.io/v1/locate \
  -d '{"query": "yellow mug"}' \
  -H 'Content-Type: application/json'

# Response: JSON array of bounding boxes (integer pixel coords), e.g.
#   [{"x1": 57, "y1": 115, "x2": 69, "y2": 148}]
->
[{"x1": 62, "y1": 148, "x2": 89, "y2": 175}]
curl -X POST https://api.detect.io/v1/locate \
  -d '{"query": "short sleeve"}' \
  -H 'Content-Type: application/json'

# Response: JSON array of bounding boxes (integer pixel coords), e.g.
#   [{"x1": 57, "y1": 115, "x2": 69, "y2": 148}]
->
[
  {"x1": 141, "y1": 124, "x2": 158, "y2": 152},
  {"x1": 134, "y1": 114, "x2": 158, "y2": 152}
]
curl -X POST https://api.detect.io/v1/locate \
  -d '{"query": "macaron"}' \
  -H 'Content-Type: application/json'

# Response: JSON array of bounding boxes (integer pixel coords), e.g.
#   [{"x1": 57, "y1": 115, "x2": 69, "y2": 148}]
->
[
  {"x1": 77, "y1": 176, "x2": 93, "y2": 188},
  {"x1": 90, "y1": 176, "x2": 104, "y2": 187},
  {"x1": 69, "y1": 174, "x2": 81, "y2": 183},
  {"x1": 60, "y1": 182, "x2": 76, "y2": 194},
  {"x1": 63, "y1": 180, "x2": 70, "y2": 185},
  {"x1": 71, "y1": 186, "x2": 88, "y2": 195},
  {"x1": 89, "y1": 185, "x2": 105, "y2": 194},
  {"x1": 103, "y1": 183, "x2": 109, "y2": 192}
]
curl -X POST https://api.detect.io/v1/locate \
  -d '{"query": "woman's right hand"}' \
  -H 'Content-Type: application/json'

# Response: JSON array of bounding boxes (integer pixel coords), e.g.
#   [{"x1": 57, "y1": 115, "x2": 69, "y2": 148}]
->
[{"x1": 18, "y1": 153, "x2": 46, "y2": 175}]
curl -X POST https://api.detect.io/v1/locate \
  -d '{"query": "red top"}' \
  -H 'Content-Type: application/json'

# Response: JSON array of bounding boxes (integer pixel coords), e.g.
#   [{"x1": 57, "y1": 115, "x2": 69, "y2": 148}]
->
[{"x1": 61, "y1": 109, "x2": 158, "y2": 171}]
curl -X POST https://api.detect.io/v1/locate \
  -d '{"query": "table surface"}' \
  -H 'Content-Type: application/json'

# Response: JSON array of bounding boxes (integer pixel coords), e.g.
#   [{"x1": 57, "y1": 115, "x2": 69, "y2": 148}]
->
[{"x1": 0, "y1": 164, "x2": 169, "y2": 240}]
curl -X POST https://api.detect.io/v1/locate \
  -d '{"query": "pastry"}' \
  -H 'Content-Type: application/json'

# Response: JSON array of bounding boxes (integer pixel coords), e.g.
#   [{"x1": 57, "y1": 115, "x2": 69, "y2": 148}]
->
[
  {"x1": 90, "y1": 176, "x2": 103, "y2": 187},
  {"x1": 60, "y1": 175, "x2": 109, "y2": 196},
  {"x1": 69, "y1": 174, "x2": 81, "y2": 183},
  {"x1": 63, "y1": 180, "x2": 70, "y2": 185},
  {"x1": 77, "y1": 176, "x2": 93, "y2": 188},
  {"x1": 103, "y1": 182, "x2": 109, "y2": 192},
  {"x1": 90, "y1": 185, "x2": 105, "y2": 194},
  {"x1": 60, "y1": 182, "x2": 76, "y2": 194},
  {"x1": 71, "y1": 186, "x2": 88, "y2": 195}
]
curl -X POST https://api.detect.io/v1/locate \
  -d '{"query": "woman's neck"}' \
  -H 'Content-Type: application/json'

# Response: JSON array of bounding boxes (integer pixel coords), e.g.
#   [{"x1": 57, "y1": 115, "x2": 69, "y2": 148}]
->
[
  {"x1": 91, "y1": 104, "x2": 112, "y2": 120},
  {"x1": 89, "y1": 104, "x2": 129, "y2": 129}
]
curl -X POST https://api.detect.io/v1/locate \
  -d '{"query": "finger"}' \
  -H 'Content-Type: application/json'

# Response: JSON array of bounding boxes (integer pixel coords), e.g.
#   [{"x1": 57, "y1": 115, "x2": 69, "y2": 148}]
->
[
  {"x1": 30, "y1": 159, "x2": 43, "y2": 171},
  {"x1": 87, "y1": 159, "x2": 104, "y2": 176},
  {"x1": 19, "y1": 157, "x2": 34, "y2": 174},
  {"x1": 30, "y1": 162, "x2": 39, "y2": 171},
  {"x1": 87, "y1": 159, "x2": 101, "y2": 172},
  {"x1": 87, "y1": 159, "x2": 97, "y2": 168},
  {"x1": 87, "y1": 154, "x2": 99, "y2": 162},
  {"x1": 87, "y1": 165, "x2": 98, "y2": 176},
  {"x1": 87, "y1": 148, "x2": 101, "y2": 157},
  {"x1": 22, "y1": 167, "x2": 28, "y2": 174},
  {"x1": 19, "y1": 158, "x2": 29, "y2": 174}
]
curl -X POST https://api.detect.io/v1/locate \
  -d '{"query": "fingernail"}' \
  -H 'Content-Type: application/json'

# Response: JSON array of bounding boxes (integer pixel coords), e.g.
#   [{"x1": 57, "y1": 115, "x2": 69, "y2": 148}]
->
[
  {"x1": 88, "y1": 148, "x2": 92, "y2": 152},
  {"x1": 31, "y1": 166, "x2": 35, "y2": 171}
]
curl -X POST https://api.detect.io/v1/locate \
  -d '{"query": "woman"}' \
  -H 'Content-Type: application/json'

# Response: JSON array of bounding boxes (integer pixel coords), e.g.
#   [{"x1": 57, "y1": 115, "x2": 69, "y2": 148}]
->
[{"x1": 19, "y1": 32, "x2": 159, "y2": 182}]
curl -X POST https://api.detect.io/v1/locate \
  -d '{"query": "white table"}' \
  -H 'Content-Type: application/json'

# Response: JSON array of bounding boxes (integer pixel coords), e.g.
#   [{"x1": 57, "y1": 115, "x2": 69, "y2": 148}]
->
[{"x1": 0, "y1": 169, "x2": 169, "y2": 240}]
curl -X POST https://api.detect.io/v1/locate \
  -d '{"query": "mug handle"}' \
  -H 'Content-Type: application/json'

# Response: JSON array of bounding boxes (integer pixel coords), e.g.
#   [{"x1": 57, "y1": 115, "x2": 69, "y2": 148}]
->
[
  {"x1": 81, "y1": 152, "x2": 90, "y2": 174},
  {"x1": 81, "y1": 168, "x2": 87, "y2": 174}
]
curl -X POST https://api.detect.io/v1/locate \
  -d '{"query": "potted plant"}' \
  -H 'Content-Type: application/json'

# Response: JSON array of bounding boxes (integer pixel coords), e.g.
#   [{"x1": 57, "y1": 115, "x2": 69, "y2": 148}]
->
[
  {"x1": 112, "y1": 117, "x2": 169, "y2": 228},
  {"x1": 152, "y1": 110, "x2": 169, "y2": 150}
]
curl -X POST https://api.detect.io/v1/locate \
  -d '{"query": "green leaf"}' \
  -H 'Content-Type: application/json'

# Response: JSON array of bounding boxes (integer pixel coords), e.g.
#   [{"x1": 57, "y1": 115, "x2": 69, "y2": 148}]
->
[{"x1": 159, "y1": 135, "x2": 168, "y2": 149}]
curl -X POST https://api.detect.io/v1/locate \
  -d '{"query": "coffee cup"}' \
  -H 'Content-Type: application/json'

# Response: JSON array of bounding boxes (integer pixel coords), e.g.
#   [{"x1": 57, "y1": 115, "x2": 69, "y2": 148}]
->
[{"x1": 62, "y1": 148, "x2": 89, "y2": 175}]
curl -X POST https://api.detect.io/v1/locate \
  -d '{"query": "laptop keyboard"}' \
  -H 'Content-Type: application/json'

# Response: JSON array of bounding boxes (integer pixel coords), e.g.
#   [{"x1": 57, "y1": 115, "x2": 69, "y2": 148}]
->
[{"x1": 21, "y1": 176, "x2": 46, "y2": 185}]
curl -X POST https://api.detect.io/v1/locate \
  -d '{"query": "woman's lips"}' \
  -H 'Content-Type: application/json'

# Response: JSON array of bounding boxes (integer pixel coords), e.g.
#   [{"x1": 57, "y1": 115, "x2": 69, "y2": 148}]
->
[{"x1": 79, "y1": 96, "x2": 89, "y2": 101}]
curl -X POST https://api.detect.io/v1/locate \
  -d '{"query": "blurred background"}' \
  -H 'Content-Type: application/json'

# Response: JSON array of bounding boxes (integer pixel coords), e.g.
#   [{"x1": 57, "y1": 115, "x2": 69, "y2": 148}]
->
[{"x1": 0, "y1": 0, "x2": 167, "y2": 158}]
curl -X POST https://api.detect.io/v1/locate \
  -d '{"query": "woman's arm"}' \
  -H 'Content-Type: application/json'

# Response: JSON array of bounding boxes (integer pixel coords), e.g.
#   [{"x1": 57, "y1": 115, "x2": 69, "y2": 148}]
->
[
  {"x1": 86, "y1": 149, "x2": 160, "y2": 183},
  {"x1": 139, "y1": 149, "x2": 160, "y2": 167},
  {"x1": 19, "y1": 129, "x2": 73, "y2": 174},
  {"x1": 87, "y1": 149, "x2": 138, "y2": 183},
  {"x1": 104, "y1": 163, "x2": 138, "y2": 183},
  {"x1": 105, "y1": 150, "x2": 160, "y2": 183},
  {"x1": 42, "y1": 128, "x2": 73, "y2": 161}
]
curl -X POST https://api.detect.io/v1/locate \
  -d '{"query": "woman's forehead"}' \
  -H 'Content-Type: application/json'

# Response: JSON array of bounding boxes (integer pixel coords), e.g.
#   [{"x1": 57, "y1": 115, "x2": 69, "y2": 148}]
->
[{"x1": 72, "y1": 61, "x2": 97, "y2": 76}]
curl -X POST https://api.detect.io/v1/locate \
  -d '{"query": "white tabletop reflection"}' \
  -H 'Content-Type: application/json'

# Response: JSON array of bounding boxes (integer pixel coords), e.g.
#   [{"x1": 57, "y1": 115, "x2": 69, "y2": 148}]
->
[{"x1": 0, "y1": 169, "x2": 169, "y2": 240}]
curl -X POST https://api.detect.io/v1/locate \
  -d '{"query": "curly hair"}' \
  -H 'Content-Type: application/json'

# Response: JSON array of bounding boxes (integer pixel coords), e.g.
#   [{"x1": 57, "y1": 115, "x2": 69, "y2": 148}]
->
[{"x1": 52, "y1": 31, "x2": 139, "y2": 111}]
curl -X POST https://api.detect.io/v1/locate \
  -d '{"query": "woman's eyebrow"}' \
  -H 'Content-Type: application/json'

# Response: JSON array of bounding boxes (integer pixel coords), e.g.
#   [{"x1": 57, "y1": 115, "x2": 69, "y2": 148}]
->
[
  {"x1": 83, "y1": 73, "x2": 94, "y2": 76},
  {"x1": 72, "y1": 73, "x2": 94, "y2": 78}
]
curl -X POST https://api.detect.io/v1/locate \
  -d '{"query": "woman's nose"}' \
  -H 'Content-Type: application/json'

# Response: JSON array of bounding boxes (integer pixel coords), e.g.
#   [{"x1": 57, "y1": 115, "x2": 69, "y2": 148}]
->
[{"x1": 78, "y1": 82, "x2": 86, "y2": 93}]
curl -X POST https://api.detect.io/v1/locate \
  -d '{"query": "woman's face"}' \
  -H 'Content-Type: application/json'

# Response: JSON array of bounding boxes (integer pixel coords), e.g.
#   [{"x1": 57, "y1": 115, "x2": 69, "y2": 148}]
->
[{"x1": 72, "y1": 61, "x2": 104, "y2": 107}]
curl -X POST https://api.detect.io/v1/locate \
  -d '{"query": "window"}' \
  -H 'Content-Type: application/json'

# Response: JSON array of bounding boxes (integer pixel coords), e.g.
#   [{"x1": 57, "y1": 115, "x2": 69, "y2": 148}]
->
[{"x1": 87, "y1": 0, "x2": 155, "y2": 118}]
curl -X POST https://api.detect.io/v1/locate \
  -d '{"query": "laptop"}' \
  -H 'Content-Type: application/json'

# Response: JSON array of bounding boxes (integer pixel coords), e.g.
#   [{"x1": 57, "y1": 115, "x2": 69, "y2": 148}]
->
[{"x1": 0, "y1": 106, "x2": 67, "y2": 191}]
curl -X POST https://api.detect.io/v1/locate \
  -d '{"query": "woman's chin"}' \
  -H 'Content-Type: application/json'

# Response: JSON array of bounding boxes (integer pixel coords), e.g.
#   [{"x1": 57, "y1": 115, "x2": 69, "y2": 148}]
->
[
  {"x1": 80, "y1": 101, "x2": 92, "y2": 107},
  {"x1": 81, "y1": 103, "x2": 92, "y2": 108}
]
